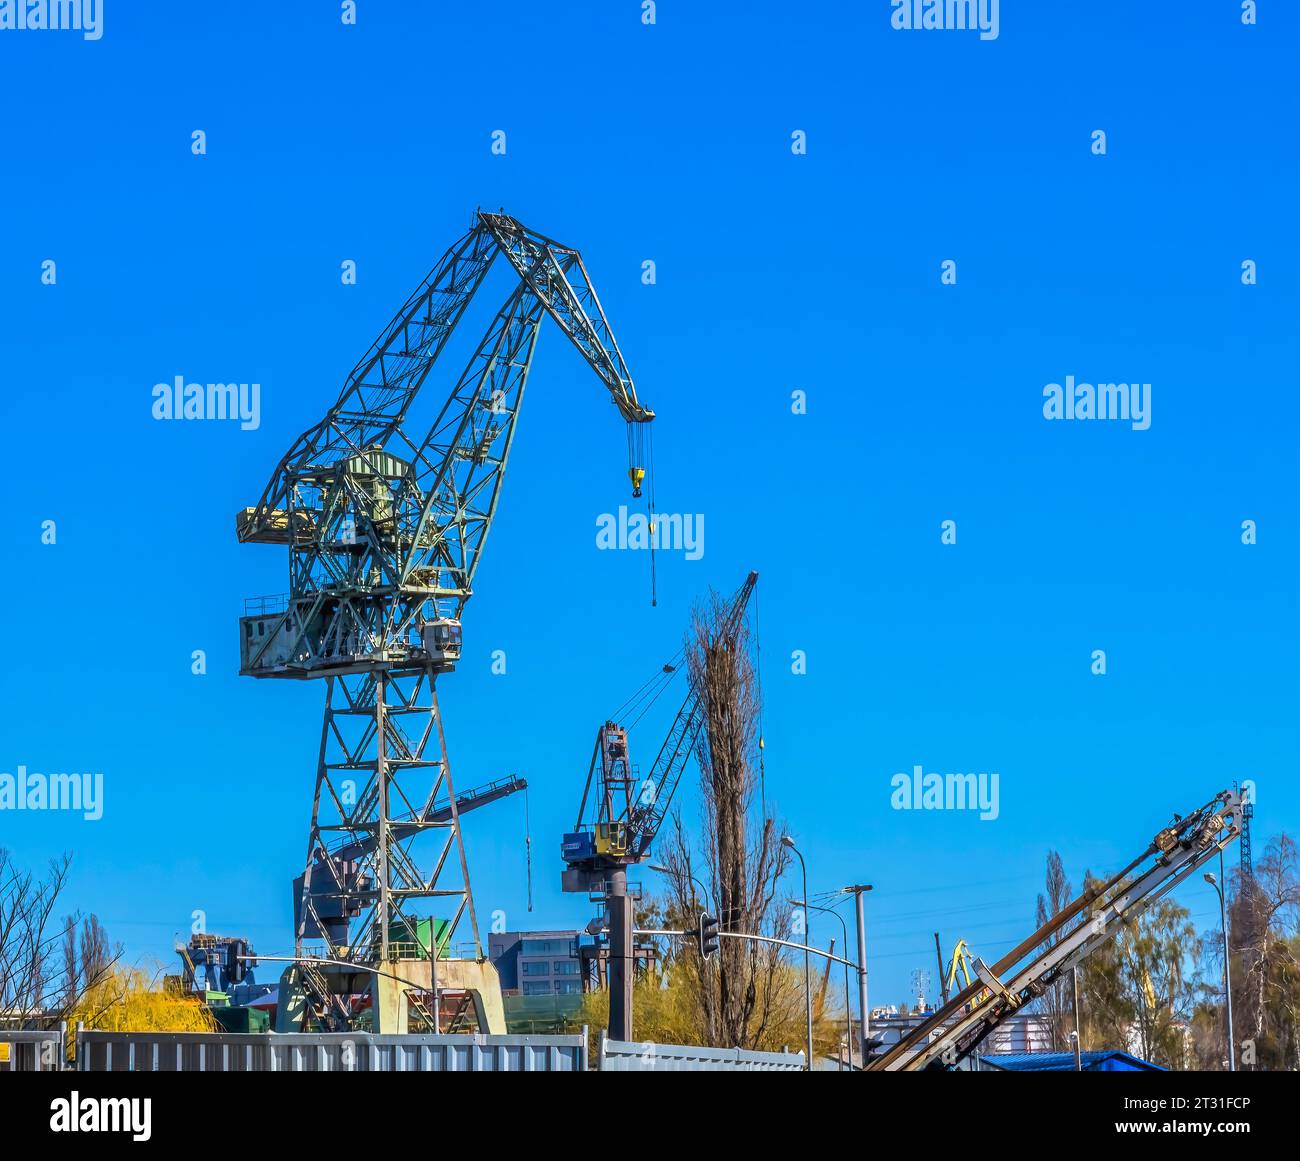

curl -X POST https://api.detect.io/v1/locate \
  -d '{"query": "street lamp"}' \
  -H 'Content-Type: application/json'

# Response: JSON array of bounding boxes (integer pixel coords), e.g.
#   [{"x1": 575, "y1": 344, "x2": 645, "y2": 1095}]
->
[
  {"x1": 1205, "y1": 856, "x2": 1236, "y2": 1072},
  {"x1": 782, "y1": 836, "x2": 814, "y2": 1071},
  {"x1": 793, "y1": 897, "x2": 853, "y2": 1071},
  {"x1": 649, "y1": 863, "x2": 711, "y2": 911}
]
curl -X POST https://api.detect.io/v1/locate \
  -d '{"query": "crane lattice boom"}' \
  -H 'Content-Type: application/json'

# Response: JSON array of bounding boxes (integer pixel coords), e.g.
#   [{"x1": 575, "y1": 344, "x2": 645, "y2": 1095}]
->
[
  {"x1": 238, "y1": 210, "x2": 653, "y2": 681},
  {"x1": 562, "y1": 571, "x2": 758, "y2": 877}
]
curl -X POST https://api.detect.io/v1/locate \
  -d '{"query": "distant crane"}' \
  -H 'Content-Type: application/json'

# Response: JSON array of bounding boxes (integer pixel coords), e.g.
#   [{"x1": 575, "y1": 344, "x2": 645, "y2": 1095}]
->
[
  {"x1": 561, "y1": 572, "x2": 758, "y2": 1040},
  {"x1": 815, "y1": 938, "x2": 836, "y2": 1021},
  {"x1": 1235, "y1": 779, "x2": 1254, "y2": 882},
  {"x1": 174, "y1": 933, "x2": 263, "y2": 1002},
  {"x1": 238, "y1": 210, "x2": 654, "y2": 1032},
  {"x1": 942, "y1": 938, "x2": 977, "y2": 999}
]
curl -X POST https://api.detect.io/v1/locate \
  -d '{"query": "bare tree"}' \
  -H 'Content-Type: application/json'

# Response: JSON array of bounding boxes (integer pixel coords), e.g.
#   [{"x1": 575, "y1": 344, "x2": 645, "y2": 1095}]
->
[
  {"x1": 659, "y1": 586, "x2": 798, "y2": 1050},
  {"x1": 1032, "y1": 850, "x2": 1075, "y2": 1050},
  {"x1": 1230, "y1": 834, "x2": 1300, "y2": 1069},
  {"x1": 0, "y1": 850, "x2": 119, "y2": 1030},
  {"x1": 0, "y1": 850, "x2": 70, "y2": 1026}
]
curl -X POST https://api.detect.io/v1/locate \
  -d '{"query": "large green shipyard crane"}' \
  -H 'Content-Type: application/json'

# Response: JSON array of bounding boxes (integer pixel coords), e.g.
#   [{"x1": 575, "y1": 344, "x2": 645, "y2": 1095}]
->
[{"x1": 238, "y1": 211, "x2": 653, "y2": 1033}]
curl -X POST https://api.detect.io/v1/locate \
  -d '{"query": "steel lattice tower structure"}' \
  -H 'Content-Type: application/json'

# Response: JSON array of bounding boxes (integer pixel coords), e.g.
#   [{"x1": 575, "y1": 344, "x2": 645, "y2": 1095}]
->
[
  {"x1": 237, "y1": 211, "x2": 653, "y2": 1031},
  {"x1": 1235, "y1": 779, "x2": 1254, "y2": 881}
]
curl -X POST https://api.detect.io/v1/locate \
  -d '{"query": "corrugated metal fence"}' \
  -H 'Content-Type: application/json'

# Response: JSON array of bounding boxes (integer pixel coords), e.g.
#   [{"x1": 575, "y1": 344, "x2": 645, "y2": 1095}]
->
[
  {"x1": 0, "y1": 1029, "x2": 65, "y2": 1072},
  {"x1": 6, "y1": 1027, "x2": 799, "y2": 1072},
  {"x1": 76, "y1": 1031, "x2": 587, "y2": 1072},
  {"x1": 600, "y1": 1033, "x2": 805, "y2": 1072}
]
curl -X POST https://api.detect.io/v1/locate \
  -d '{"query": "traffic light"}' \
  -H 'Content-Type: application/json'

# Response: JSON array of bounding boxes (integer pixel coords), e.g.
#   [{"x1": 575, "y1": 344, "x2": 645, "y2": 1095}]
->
[{"x1": 697, "y1": 912, "x2": 720, "y2": 960}]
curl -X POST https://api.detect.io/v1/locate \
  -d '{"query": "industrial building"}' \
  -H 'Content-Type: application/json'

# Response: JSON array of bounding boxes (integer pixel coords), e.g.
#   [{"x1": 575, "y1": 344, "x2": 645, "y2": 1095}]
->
[{"x1": 488, "y1": 931, "x2": 585, "y2": 998}]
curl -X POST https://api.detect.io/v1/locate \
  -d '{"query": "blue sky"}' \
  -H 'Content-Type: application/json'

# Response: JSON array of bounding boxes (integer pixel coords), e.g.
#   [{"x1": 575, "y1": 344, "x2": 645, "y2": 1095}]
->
[{"x1": 1, "y1": 1, "x2": 1296, "y2": 1011}]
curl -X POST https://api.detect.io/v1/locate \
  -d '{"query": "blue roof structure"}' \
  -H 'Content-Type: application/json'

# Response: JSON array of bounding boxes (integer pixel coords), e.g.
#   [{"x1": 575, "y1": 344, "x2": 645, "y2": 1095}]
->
[{"x1": 980, "y1": 1051, "x2": 1165, "y2": 1072}]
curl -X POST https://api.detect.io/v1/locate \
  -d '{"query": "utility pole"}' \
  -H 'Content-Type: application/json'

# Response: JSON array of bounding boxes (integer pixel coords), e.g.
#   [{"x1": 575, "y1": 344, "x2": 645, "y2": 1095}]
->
[
  {"x1": 1072, "y1": 967, "x2": 1082, "y2": 1071},
  {"x1": 844, "y1": 884, "x2": 873, "y2": 1064},
  {"x1": 934, "y1": 932, "x2": 948, "y2": 1004}
]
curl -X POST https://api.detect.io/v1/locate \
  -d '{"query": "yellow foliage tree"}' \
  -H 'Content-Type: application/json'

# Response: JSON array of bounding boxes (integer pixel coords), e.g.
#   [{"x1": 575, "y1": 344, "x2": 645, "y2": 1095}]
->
[
  {"x1": 67, "y1": 966, "x2": 218, "y2": 1039},
  {"x1": 578, "y1": 960, "x2": 843, "y2": 1062}
]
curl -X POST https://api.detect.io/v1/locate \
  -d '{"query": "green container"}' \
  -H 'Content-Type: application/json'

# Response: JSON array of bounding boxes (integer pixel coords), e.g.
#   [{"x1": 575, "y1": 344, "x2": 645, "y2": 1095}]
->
[
  {"x1": 385, "y1": 917, "x2": 451, "y2": 960},
  {"x1": 211, "y1": 1005, "x2": 270, "y2": 1034}
]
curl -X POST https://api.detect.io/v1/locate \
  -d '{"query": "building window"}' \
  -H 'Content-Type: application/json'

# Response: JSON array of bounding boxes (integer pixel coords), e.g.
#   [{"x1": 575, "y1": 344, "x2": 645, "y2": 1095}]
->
[
  {"x1": 522, "y1": 981, "x2": 551, "y2": 996},
  {"x1": 522, "y1": 938, "x2": 572, "y2": 957},
  {"x1": 553, "y1": 960, "x2": 579, "y2": 975},
  {"x1": 554, "y1": 980, "x2": 581, "y2": 995},
  {"x1": 521, "y1": 960, "x2": 550, "y2": 976}
]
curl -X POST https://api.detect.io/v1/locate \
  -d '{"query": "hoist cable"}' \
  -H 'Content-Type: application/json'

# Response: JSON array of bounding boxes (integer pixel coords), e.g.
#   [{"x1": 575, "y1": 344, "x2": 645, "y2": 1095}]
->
[
  {"x1": 648, "y1": 423, "x2": 658, "y2": 607},
  {"x1": 610, "y1": 646, "x2": 685, "y2": 724},
  {"x1": 754, "y1": 580, "x2": 767, "y2": 816},
  {"x1": 524, "y1": 784, "x2": 534, "y2": 912}
]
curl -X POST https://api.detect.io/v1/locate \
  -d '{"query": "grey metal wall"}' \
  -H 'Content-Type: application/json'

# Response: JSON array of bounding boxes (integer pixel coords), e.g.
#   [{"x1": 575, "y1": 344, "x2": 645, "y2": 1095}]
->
[
  {"x1": 70, "y1": 1029, "x2": 801, "y2": 1072},
  {"x1": 77, "y1": 1031, "x2": 586, "y2": 1072},
  {"x1": 0, "y1": 1029, "x2": 64, "y2": 1072},
  {"x1": 600, "y1": 1034, "x2": 805, "y2": 1072}
]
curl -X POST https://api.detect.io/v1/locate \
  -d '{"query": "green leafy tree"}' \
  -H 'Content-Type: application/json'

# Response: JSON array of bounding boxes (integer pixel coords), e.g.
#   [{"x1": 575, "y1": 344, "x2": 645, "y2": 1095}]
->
[{"x1": 1072, "y1": 874, "x2": 1196, "y2": 1067}]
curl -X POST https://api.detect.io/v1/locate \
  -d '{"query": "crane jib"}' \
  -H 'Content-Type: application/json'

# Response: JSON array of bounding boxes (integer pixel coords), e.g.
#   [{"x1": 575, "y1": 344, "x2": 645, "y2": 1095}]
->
[
  {"x1": 237, "y1": 209, "x2": 656, "y2": 678},
  {"x1": 564, "y1": 571, "x2": 760, "y2": 872}
]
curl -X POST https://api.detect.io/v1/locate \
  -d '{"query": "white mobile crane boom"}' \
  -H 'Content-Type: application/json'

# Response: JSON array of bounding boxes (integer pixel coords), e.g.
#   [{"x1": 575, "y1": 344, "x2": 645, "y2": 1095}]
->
[{"x1": 868, "y1": 788, "x2": 1243, "y2": 1071}]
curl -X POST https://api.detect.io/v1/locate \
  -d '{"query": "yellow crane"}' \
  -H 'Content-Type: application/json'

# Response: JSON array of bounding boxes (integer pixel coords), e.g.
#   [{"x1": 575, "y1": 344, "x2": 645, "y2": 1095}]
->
[{"x1": 945, "y1": 938, "x2": 977, "y2": 996}]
